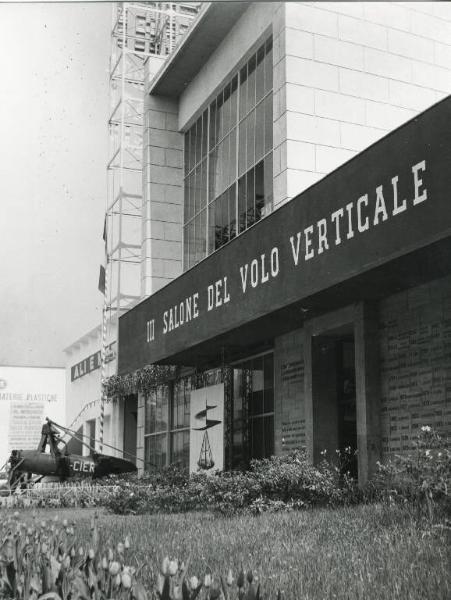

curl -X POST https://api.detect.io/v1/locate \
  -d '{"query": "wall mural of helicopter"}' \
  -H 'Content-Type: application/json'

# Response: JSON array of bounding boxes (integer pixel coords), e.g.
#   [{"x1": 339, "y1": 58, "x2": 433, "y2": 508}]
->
[{"x1": 5, "y1": 418, "x2": 137, "y2": 492}]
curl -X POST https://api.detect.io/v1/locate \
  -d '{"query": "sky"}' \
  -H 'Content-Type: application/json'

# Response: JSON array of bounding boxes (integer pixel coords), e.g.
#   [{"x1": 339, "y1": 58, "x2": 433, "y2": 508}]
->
[{"x1": 0, "y1": 2, "x2": 111, "y2": 367}]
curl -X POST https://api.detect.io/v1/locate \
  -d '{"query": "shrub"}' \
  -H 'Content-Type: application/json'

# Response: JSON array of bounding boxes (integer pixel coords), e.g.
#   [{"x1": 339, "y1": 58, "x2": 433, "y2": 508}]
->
[
  {"x1": 369, "y1": 426, "x2": 451, "y2": 521},
  {"x1": 249, "y1": 451, "x2": 341, "y2": 506},
  {"x1": 103, "y1": 450, "x2": 358, "y2": 516}
]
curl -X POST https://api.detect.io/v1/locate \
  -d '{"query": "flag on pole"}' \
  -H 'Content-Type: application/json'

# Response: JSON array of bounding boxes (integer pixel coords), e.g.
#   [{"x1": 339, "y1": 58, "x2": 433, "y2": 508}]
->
[
  {"x1": 98, "y1": 265, "x2": 106, "y2": 295},
  {"x1": 102, "y1": 214, "x2": 107, "y2": 244}
]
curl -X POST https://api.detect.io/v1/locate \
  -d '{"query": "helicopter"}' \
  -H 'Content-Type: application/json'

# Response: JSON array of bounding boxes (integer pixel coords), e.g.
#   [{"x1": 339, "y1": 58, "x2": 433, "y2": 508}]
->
[{"x1": 5, "y1": 418, "x2": 137, "y2": 492}]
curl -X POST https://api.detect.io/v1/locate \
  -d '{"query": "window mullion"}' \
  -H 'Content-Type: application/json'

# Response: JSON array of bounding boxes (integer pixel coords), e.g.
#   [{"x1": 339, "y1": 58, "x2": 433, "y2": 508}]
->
[{"x1": 206, "y1": 105, "x2": 210, "y2": 257}]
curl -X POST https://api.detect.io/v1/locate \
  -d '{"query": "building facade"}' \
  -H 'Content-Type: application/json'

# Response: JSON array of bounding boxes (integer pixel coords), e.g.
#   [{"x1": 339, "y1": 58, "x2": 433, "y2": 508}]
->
[
  {"x1": 64, "y1": 326, "x2": 133, "y2": 459},
  {"x1": 116, "y1": 2, "x2": 451, "y2": 483}
]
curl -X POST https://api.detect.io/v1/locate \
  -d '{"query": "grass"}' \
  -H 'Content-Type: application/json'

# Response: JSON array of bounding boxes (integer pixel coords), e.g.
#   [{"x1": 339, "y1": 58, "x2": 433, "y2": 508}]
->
[{"x1": 3, "y1": 504, "x2": 450, "y2": 599}]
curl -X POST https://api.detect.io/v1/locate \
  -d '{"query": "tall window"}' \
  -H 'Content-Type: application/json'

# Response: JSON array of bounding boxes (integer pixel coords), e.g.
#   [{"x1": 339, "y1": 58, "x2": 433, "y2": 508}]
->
[
  {"x1": 144, "y1": 385, "x2": 169, "y2": 470},
  {"x1": 184, "y1": 36, "x2": 273, "y2": 270},
  {"x1": 170, "y1": 378, "x2": 191, "y2": 467},
  {"x1": 232, "y1": 353, "x2": 274, "y2": 468},
  {"x1": 144, "y1": 378, "x2": 191, "y2": 471}
]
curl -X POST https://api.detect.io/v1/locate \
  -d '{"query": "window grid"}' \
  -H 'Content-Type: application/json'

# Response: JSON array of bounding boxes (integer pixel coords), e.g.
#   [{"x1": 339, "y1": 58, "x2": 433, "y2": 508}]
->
[
  {"x1": 231, "y1": 352, "x2": 274, "y2": 467},
  {"x1": 144, "y1": 378, "x2": 191, "y2": 471},
  {"x1": 183, "y1": 36, "x2": 273, "y2": 271}
]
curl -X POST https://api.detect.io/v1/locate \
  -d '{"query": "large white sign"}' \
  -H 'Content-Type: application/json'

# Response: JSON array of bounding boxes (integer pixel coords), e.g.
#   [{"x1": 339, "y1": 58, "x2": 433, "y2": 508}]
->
[
  {"x1": 0, "y1": 366, "x2": 66, "y2": 467},
  {"x1": 189, "y1": 383, "x2": 224, "y2": 474}
]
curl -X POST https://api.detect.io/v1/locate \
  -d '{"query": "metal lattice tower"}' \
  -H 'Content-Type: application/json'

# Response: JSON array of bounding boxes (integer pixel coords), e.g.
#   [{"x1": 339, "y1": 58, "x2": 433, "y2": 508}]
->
[
  {"x1": 106, "y1": 3, "x2": 198, "y2": 324},
  {"x1": 99, "y1": 2, "x2": 199, "y2": 450}
]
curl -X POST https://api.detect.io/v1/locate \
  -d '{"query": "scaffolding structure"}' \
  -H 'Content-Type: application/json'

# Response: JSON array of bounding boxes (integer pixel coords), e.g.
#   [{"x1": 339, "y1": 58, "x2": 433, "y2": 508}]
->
[
  {"x1": 98, "y1": 3, "x2": 199, "y2": 449},
  {"x1": 106, "y1": 2, "x2": 199, "y2": 326}
]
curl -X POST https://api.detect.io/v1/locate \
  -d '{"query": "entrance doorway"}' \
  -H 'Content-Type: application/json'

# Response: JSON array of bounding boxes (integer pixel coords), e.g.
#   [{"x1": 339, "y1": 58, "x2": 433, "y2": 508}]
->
[
  {"x1": 336, "y1": 338, "x2": 357, "y2": 477},
  {"x1": 311, "y1": 327, "x2": 358, "y2": 478}
]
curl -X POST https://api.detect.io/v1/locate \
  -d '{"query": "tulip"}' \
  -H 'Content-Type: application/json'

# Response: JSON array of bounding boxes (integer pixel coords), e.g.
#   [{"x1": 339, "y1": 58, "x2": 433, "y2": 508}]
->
[
  {"x1": 161, "y1": 556, "x2": 170, "y2": 575},
  {"x1": 247, "y1": 570, "x2": 254, "y2": 584},
  {"x1": 168, "y1": 559, "x2": 178, "y2": 576},
  {"x1": 62, "y1": 519, "x2": 68, "y2": 527},
  {"x1": 115, "y1": 573, "x2": 121, "y2": 587},
  {"x1": 237, "y1": 568, "x2": 245, "y2": 588},
  {"x1": 131, "y1": 582, "x2": 148, "y2": 600},
  {"x1": 122, "y1": 570, "x2": 132, "y2": 589},
  {"x1": 204, "y1": 572, "x2": 212, "y2": 588},
  {"x1": 210, "y1": 587, "x2": 221, "y2": 600},
  {"x1": 88, "y1": 548, "x2": 95, "y2": 560},
  {"x1": 189, "y1": 576, "x2": 199, "y2": 590},
  {"x1": 226, "y1": 569, "x2": 234, "y2": 586},
  {"x1": 117, "y1": 542, "x2": 125, "y2": 554},
  {"x1": 102, "y1": 556, "x2": 108, "y2": 570},
  {"x1": 124, "y1": 536, "x2": 130, "y2": 549},
  {"x1": 108, "y1": 548, "x2": 114, "y2": 561},
  {"x1": 157, "y1": 573, "x2": 165, "y2": 595},
  {"x1": 109, "y1": 561, "x2": 121, "y2": 576}
]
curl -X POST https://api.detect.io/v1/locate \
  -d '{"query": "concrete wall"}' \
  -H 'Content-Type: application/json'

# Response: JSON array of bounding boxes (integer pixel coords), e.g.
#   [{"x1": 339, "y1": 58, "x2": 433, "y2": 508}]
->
[
  {"x1": 141, "y1": 93, "x2": 184, "y2": 296},
  {"x1": 273, "y1": 329, "x2": 306, "y2": 456},
  {"x1": 274, "y1": 2, "x2": 451, "y2": 207},
  {"x1": 379, "y1": 274, "x2": 451, "y2": 459}
]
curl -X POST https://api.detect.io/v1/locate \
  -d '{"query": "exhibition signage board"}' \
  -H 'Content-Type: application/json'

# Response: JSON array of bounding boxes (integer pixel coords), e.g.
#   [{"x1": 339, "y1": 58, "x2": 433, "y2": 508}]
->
[
  {"x1": 0, "y1": 366, "x2": 66, "y2": 466},
  {"x1": 118, "y1": 97, "x2": 451, "y2": 375},
  {"x1": 189, "y1": 384, "x2": 224, "y2": 474},
  {"x1": 71, "y1": 343, "x2": 116, "y2": 382}
]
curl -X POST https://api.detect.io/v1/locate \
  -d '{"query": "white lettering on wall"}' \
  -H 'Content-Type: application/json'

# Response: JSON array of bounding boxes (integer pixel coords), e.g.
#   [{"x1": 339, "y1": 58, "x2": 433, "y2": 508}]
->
[
  {"x1": 317, "y1": 219, "x2": 329, "y2": 254},
  {"x1": 150, "y1": 159, "x2": 429, "y2": 343},
  {"x1": 304, "y1": 226, "x2": 314, "y2": 260},
  {"x1": 412, "y1": 160, "x2": 427, "y2": 205},
  {"x1": 357, "y1": 195, "x2": 369, "y2": 232},
  {"x1": 290, "y1": 233, "x2": 301, "y2": 266},
  {"x1": 331, "y1": 208, "x2": 344, "y2": 245},
  {"x1": 391, "y1": 175, "x2": 407, "y2": 216},
  {"x1": 374, "y1": 185, "x2": 388, "y2": 226}
]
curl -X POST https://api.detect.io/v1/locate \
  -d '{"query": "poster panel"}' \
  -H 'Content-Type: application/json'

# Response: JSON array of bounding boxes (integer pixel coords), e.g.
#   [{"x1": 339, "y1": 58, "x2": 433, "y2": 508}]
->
[
  {"x1": 189, "y1": 383, "x2": 224, "y2": 474},
  {"x1": 0, "y1": 366, "x2": 66, "y2": 467}
]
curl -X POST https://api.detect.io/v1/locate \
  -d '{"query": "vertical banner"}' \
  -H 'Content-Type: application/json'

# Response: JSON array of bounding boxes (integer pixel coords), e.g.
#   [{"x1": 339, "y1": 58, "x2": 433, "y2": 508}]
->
[{"x1": 189, "y1": 383, "x2": 224, "y2": 474}]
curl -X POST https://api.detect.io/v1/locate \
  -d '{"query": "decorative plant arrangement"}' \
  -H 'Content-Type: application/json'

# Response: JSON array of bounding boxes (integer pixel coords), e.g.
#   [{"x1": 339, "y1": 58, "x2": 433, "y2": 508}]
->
[
  {"x1": 103, "y1": 365, "x2": 179, "y2": 399},
  {"x1": 155, "y1": 559, "x2": 267, "y2": 600},
  {"x1": 0, "y1": 512, "x2": 280, "y2": 600}
]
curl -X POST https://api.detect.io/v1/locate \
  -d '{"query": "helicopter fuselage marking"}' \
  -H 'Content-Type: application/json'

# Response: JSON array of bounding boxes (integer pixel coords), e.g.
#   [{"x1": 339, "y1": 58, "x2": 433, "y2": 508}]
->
[{"x1": 71, "y1": 461, "x2": 95, "y2": 473}]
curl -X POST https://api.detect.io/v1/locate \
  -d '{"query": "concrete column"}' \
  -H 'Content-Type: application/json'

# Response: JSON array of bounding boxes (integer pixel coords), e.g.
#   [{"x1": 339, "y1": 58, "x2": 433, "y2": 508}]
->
[
  {"x1": 136, "y1": 393, "x2": 145, "y2": 477},
  {"x1": 354, "y1": 302, "x2": 382, "y2": 484},
  {"x1": 303, "y1": 330, "x2": 314, "y2": 463},
  {"x1": 141, "y1": 93, "x2": 184, "y2": 297}
]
